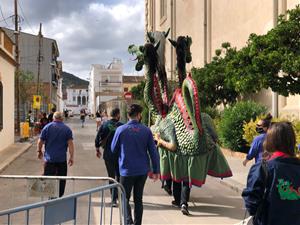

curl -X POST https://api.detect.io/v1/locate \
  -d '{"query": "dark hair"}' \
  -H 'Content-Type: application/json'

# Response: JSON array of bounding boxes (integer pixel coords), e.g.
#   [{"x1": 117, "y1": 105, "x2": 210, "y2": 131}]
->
[
  {"x1": 261, "y1": 113, "x2": 272, "y2": 128},
  {"x1": 110, "y1": 108, "x2": 120, "y2": 118},
  {"x1": 264, "y1": 122, "x2": 296, "y2": 156},
  {"x1": 51, "y1": 108, "x2": 56, "y2": 113},
  {"x1": 128, "y1": 104, "x2": 143, "y2": 118}
]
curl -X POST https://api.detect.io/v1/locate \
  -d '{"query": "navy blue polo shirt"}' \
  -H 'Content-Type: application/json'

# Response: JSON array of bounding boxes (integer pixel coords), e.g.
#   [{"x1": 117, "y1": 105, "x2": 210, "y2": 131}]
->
[{"x1": 40, "y1": 121, "x2": 73, "y2": 162}]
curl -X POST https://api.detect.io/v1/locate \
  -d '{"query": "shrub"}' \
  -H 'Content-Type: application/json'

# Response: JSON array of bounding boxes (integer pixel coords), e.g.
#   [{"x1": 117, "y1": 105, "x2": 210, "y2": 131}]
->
[{"x1": 218, "y1": 101, "x2": 267, "y2": 152}]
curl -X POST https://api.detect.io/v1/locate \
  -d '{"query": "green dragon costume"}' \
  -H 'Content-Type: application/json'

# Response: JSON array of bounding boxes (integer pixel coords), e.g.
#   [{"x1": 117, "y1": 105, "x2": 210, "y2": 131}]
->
[{"x1": 128, "y1": 33, "x2": 232, "y2": 187}]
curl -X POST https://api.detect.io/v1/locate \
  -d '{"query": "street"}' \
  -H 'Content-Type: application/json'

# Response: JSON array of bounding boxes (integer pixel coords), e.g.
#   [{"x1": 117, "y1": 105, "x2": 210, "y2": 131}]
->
[{"x1": 0, "y1": 117, "x2": 245, "y2": 225}]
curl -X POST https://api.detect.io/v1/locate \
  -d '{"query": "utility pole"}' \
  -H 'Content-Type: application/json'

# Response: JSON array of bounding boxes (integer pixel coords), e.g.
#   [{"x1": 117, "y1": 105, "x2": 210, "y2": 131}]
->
[
  {"x1": 36, "y1": 23, "x2": 43, "y2": 95},
  {"x1": 14, "y1": 0, "x2": 20, "y2": 133}
]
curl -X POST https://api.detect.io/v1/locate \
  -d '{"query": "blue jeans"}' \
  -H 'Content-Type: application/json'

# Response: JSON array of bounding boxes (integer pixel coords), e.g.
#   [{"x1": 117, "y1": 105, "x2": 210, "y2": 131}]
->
[{"x1": 120, "y1": 175, "x2": 147, "y2": 225}]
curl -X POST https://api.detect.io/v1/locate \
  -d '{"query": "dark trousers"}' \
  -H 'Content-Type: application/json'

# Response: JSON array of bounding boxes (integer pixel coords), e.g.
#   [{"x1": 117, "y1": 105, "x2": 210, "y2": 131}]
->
[
  {"x1": 43, "y1": 161, "x2": 67, "y2": 197},
  {"x1": 173, "y1": 181, "x2": 191, "y2": 206},
  {"x1": 104, "y1": 159, "x2": 120, "y2": 202},
  {"x1": 120, "y1": 175, "x2": 147, "y2": 225}
]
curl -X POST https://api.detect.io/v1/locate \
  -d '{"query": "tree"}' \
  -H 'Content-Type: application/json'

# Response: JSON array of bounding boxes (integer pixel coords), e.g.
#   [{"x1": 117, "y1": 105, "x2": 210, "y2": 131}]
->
[{"x1": 192, "y1": 5, "x2": 300, "y2": 108}]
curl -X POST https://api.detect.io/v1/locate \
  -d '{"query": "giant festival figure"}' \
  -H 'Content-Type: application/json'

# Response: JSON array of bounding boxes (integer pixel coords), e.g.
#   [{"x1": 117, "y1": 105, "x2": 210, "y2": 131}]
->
[{"x1": 128, "y1": 31, "x2": 232, "y2": 213}]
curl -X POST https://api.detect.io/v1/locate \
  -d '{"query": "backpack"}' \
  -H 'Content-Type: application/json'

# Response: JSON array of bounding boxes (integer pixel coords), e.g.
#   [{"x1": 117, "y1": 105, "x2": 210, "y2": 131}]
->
[{"x1": 100, "y1": 121, "x2": 119, "y2": 148}]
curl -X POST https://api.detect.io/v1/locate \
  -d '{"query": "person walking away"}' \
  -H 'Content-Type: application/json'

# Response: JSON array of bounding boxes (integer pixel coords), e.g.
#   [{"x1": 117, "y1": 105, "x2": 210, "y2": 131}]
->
[
  {"x1": 243, "y1": 114, "x2": 272, "y2": 166},
  {"x1": 47, "y1": 108, "x2": 56, "y2": 123},
  {"x1": 37, "y1": 112, "x2": 74, "y2": 197},
  {"x1": 39, "y1": 112, "x2": 48, "y2": 130},
  {"x1": 95, "y1": 108, "x2": 123, "y2": 206},
  {"x1": 95, "y1": 110, "x2": 101, "y2": 131},
  {"x1": 242, "y1": 122, "x2": 300, "y2": 225},
  {"x1": 111, "y1": 104, "x2": 160, "y2": 225},
  {"x1": 80, "y1": 109, "x2": 86, "y2": 128},
  {"x1": 26, "y1": 110, "x2": 35, "y2": 138}
]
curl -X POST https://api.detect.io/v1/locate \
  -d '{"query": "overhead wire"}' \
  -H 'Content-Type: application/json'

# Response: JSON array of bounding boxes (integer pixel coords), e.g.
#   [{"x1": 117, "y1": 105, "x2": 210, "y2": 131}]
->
[
  {"x1": 0, "y1": 4, "x2": 9, "y2": 26},
  {"x1": 17, "y1": 0, "x2": 35, "y2": 34}
]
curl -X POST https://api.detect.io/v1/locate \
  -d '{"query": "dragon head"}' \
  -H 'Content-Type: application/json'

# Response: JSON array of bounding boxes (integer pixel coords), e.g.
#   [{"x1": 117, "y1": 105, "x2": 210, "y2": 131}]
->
[{"x1": 169, "y1": 36, "x2": 192, "y2": 87}]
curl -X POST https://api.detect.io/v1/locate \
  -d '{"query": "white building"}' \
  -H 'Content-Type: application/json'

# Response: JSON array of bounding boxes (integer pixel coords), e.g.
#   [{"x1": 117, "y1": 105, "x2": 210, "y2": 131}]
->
[
  {"x1": 88, "y1": 58, "x2": 123, "y2": 114},
  {"x1": 0, "y1": 28, "x2": 16, "y2": 151},
  {"x1": 64, "y1": 86, "x2": 88, "y2": 114}
]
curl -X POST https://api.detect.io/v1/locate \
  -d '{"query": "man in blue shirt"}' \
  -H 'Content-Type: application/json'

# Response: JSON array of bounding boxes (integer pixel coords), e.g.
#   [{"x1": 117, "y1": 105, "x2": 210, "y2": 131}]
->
[
  {"x1": 111, "y1": 104, "x2": 160, "y2": 225},
  {"x1": 37, "y1": 111, "x2": 74, "y2": 197}
]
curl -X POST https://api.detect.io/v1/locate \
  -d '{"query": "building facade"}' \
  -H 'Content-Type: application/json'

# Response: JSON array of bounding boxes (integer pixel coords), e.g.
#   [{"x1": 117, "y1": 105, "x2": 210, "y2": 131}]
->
[
  {"x1": 123, "y1": 75, "x2": 145, "y2": 93},
  {"x1": 145, "y1": 0, "x2": 300, "y2": 119},
  {"x1": 3, "y1": 28, "x2": 61, "y2": 116},
  {"x1": 64, "y1": 86, "x2": 89, "y2": 115},
  {"x1": 88, "y1": 58, "x2": 123, "y2": 114},
  {"x1": 0, "y1": 28, "x2": 16, "y2": 151}
]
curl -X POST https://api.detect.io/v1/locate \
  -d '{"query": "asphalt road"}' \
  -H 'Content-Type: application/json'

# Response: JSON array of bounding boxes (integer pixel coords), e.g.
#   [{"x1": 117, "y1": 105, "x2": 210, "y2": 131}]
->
[{"x1": 0, "y1": 117, "x2": 245, "y2": 225}]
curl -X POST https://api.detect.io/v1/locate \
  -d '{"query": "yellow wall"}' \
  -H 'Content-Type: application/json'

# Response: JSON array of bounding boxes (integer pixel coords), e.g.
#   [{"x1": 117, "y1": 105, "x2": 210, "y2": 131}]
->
[{"x1": 0, "y1": 57, "x2": 15, "y2": 152}]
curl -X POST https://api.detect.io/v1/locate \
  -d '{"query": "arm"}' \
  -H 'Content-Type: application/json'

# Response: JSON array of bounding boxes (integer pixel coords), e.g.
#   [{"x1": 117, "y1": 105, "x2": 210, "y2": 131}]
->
[
  {"x1": 37, "y1": 138, "x2": 44, "y2": 159},
  {"x1": 68, "y1": 139, "x2": 74, "y2": 166},
  {"x1": 95, "y1": 124, "x2": 105, "y2": 158},
  {"x1": 111, "y1": 128, "x2": 121, "y2": 156},
  {"x1": 147, "y1": 130, "x2": 160, "y2": 178},
  {"x1": 243, "y1": 137, "x2": 260, "y2": 166},
  {"x1": 241, "y1": 163, "x2": 267, "y2": 215}
]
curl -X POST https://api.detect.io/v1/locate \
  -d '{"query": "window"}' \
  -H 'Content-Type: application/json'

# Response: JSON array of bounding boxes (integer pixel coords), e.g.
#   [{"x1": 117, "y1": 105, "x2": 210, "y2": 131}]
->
[
  {"x1": 77, "y1": 96, "x2": 81, "y2": 105},
  {"x1": 73, "y1": 96, "x2": 76, "y2": 102},
  {"x1": 124, "y1": 87, "x2": 128, "y2": 92},
  {"x1": 0, "y1": 82, "x2": 2, "y2": 131},
  {"x1": 160, "y1": 0, "x2": 167, "y2": 23},
  {"x1": 82, "y1": 96, "x2": 86, "y2": 105}
]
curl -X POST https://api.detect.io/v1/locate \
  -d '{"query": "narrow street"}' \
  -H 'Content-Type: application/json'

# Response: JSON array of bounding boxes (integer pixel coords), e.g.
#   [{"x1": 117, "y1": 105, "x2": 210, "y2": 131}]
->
[{"x1": 0, "y1": 117, "x2": 244, "y2": 224}]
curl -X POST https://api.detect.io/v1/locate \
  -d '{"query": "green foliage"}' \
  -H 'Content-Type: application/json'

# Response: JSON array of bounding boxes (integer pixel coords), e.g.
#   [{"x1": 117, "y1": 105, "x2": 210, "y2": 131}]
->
[
  {"x1": 218, "y1": 101, "x2": 267, "y2": 152},
  {"x1": 202, "y1": 106, "x2": 220, "y2": 120},
  {"x1": 18, "y1": 70, "x2": 34, "y2": 103},
  {"x1": 193, "y1": 5, "x2": 300, "y2": 108},
  {"x1": 243, "y1": 116, "x2": 264, "y2": 145},
  {"x1": 192, "y1": 43, "x2": 239, "y2": 108},
  {"x1": 131, "y1": 81, "x2": 145, "y2": 100}
]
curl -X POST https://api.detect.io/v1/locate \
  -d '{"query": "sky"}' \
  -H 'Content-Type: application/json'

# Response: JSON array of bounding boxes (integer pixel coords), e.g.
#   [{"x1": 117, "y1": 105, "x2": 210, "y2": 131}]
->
[{"x1": 0, "y1": 0, "x2": 144, "y2": 80}]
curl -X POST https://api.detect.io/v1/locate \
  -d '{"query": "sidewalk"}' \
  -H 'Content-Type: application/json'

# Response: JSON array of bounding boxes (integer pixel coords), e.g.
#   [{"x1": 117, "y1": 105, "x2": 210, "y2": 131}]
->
[
  {"x1": 0, "y1": 137, "x2": 35, "y2": 173},
  {"x1": 220, "y1": 148, "x2": 254, "y2": 194}
]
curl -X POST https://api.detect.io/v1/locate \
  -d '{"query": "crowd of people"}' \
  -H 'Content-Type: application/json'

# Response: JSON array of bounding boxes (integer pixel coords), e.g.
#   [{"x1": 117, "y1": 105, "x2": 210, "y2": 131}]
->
[{"x1": 34, "y1": 104, "x2": 300, "y2": 225}]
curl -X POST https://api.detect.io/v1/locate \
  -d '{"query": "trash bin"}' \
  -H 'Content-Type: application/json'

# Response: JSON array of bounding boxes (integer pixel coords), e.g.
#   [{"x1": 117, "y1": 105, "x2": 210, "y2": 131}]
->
[{"x1": 20, "y1": 122, "x2": 30, "y2": 139}]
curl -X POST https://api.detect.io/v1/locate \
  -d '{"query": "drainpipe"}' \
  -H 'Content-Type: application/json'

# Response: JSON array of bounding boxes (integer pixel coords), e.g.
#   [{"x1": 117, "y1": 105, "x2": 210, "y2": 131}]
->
[
  {"x1": 207, "y1": 0, "x2": 212, "y2": 63},
  {"x1": 204, "y1": 0, "x2": 208, "y2": 64},
  {"x1": 272, "y1": 0, "x2": 278, "y2": 117}
]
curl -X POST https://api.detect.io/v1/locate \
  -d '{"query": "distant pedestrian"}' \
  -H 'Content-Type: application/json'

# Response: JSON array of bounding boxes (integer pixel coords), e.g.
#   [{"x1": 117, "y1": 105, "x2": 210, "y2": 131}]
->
[
  {"x1": 37, "y1": 111, "x2": 74, "y2": 197},
  {"x1": 26, "y1": 110, "x2": 34, "y2": 138},
  {"x1": 95, "y1": 108, "x2": 123, "y2": 206},
  {"x1": 242, "y1": 122, "x2": 300, "y2": 225},
  {"x1": 95, "y1": 110, "x2": 101, "y2": 131},
  {"x1": 47, "y1": 108, "x2": 56, "y2": 123},
  {"x1": 243, "y1": 114, "x2": 272, "y2": 166},
  {"x1": 64, "y1": 109, "x2": 69, "y2": 120},
  {"x1": 80, "y1": 108, "x2": 86, "y2": 128},
  {"x1": 111, "y1": 104, "x2": 160, "y2": 225},
  {"x1": 101, "y1": 111, "x2": 108, "y2": 125},
  {"x1": 39, "y1": 112, "x2": 48, "y2": 130}
]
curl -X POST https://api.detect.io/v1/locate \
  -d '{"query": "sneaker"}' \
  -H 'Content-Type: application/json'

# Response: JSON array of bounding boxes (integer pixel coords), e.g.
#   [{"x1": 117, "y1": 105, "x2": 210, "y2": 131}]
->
[
  {"x1": 181, "y1": 204, "x2": 189, "y2": 215},
  {"x1": 171, "y1": 200, "x2": 180, "y2": 208}
]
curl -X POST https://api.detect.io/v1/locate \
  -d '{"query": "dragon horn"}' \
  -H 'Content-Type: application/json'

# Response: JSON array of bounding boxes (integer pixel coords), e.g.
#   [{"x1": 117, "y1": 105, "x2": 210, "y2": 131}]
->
[
  {"x1": 155, "y1": 41, "x2": 160, "y2": 51},
  {"x1": 164, "y1": 28, "x2": 170, "y2": 38},
  {"x1": 168, "y1": 38, "x2": 177, "y2": 47}
]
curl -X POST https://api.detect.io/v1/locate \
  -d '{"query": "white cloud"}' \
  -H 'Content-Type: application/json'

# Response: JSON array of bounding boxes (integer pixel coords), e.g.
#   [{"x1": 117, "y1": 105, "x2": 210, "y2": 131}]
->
[{"x1": 0, "y1": 0, "x2": 145, "y2": 79}]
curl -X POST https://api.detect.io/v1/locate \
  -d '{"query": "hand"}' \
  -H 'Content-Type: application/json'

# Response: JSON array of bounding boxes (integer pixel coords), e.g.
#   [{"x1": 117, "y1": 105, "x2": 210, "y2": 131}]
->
[
  {"x1": 37, "y1": 151, "x2": 43, "y2": 160},
  {"x1": 242, "y1": 159, "x2": 249, "y2": 167},
  {"x1": 151, "y1": 173, "x2": 160, "y2": 181},
  {"x1": 96, "y1": 150, "x2": 102, "y2": 158},
  {"x1": 153, "y1": 133, "x2": 160, "y2": 142},
  {"x1": 68, "y1": 158, "x2": 74, "y2": 166}
]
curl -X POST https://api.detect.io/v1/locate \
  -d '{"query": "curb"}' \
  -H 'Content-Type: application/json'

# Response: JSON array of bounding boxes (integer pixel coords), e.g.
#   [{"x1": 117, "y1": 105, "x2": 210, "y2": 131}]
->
[{"x1": 0, "y1": 139, "x2": 35, "y2": 173}]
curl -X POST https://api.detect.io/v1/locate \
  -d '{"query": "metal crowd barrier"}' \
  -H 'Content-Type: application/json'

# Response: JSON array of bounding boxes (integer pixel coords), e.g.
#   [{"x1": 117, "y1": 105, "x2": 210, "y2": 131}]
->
[{"x1": 0, "y1": 175, "x2": 127, "y2": 225}]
